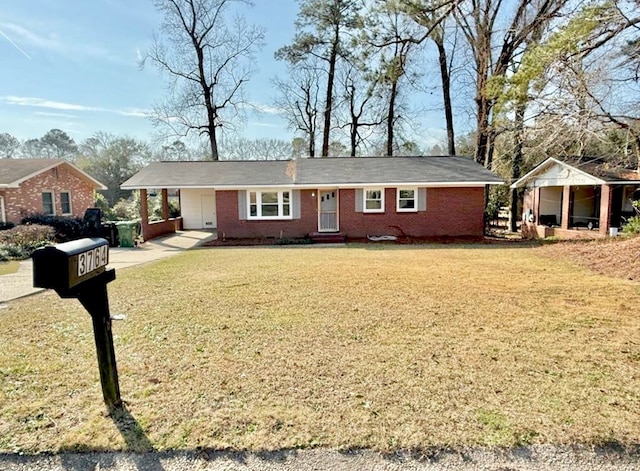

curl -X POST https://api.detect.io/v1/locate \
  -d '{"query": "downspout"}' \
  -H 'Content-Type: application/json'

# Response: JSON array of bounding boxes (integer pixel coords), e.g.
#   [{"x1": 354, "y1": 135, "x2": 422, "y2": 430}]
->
[{"x1": 0, "y1": 195, "x2": 5, "y2": 223}]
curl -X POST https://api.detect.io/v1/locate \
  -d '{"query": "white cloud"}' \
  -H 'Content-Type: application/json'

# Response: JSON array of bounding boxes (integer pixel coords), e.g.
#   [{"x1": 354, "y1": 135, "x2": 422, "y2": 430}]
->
[
  {"x1": 34, "y1": 111, "x2": 78, "y2": 119},
  {"x1": 117, "y1": 108, "x2": 150, "y2": 118},
  {"x1": 243, "y1": 101, "x2": 284, "y2": 115},
  {"x1": 3, "y1": 95, "x2": 100, "y2": 112},
  {"x1": 0, "y1": 22, "x2": 124, "y2": 64},
  {"x1": 0, "y1": 95, "x2": 149, "y2": 118},
  {"x1": 248, "y1": 121, "x2": 283, "y2": 129}
]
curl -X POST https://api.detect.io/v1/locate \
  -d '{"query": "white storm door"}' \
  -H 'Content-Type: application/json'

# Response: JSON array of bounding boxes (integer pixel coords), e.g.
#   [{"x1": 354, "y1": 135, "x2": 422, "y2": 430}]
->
[
  {"x1": 318, "y1": 189, "x2": 338, "y2": 232},
  {"x1": 201, "y1": 195, "x2": 217, "y2": 229}
]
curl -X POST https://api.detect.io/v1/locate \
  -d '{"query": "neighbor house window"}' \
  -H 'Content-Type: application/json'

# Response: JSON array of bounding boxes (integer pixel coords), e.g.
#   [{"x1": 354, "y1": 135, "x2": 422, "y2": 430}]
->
[
  {"x1": 397, "y1": 188, "x2": 417, "y2": 212},
  {"x1": 364, "y1": 189, "x2": 384, "y2": 213},
  {"x1": 248, "y1": 190, "x2": 292, "y2": 219},
  {"x1": 42, "y1": 192, "x2": 54, "y2": 215},
  {"x1": 60, "y1": 191, "x2": 72, "y2": 214}
]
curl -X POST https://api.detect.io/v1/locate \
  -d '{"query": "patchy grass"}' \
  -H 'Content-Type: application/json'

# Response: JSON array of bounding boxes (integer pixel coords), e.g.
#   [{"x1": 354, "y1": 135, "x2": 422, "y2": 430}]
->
[
  {"x1": 1, "y1": 244, "x2": 640, "y2": 454},
  {"x1": 0, "y1": 261, "x2": 19, "y2": 276}
]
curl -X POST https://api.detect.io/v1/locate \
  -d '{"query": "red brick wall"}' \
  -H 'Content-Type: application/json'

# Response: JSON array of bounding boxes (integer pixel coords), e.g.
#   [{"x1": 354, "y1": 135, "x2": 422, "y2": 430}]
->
[
  {"x1": 216, "y1": 189, "x2": 319, "y2": 239},
  {"x1": 216, "y1": 187, "x2": 486, "y2": 239},
  {"x1": 339, "y1": 187, "x2": 485, "y2": 238},
  {"x1": 3, "y1": 165, "x2": 96, "y2": 224}
]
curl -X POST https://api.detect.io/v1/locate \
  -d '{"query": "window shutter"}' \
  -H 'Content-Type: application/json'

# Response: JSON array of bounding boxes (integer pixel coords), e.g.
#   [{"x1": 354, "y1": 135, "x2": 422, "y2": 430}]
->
[
  {"x1": 293, "y1": 190, "x2": 301, "y2": 219},
  {"x1": 238, "y1": 191, "x2": 247, "y2": 219},
  {"x1": 355, "y1": 189, "x2": 363, "y2": 212},
  {"x1": 418, "y1": 188, "x2": 427, "y2": 211}
]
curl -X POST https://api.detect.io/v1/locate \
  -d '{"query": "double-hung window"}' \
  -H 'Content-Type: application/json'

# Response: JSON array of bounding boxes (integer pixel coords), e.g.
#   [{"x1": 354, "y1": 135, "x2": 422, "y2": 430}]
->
[
  {"x1": 397, "y1": 188, "x2": 417, "y2": 212},
  {"x1": 60, "y1": 191, "x2": 72, "y2": 214},
  {"x1": 364, "y1": 189, "x2": 384, "y2": 213},
  {"x1": 42, "y1": 192, "x2": 54, "y2": 215},
  {"x1": 248, "y1": 190, "x2": 292, "y2": 219}
]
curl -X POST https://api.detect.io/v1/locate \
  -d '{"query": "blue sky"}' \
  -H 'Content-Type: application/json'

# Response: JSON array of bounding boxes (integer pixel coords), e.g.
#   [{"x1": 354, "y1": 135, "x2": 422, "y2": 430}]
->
[{"x1": 0, "y1": 0, "x2": 447, "y2": 150}]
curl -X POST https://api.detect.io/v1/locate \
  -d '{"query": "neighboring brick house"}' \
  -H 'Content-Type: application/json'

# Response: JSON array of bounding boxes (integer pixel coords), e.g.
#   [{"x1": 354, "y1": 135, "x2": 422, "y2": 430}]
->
[
  {"x1": 0, "y1": 159, "x2": 106, "y2": 224},
  {"x1": 121, "y1": 156, "x2": 503, "y2": 241},
  {"x1": 511, "y1": 157, "x2": 640, "y2": 239}
]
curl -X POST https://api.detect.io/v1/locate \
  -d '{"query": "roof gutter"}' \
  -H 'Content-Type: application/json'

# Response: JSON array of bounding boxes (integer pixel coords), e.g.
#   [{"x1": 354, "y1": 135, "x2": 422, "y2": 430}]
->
[{"x1": 122, "y1": 181, "x2": 503, "y2": 191}]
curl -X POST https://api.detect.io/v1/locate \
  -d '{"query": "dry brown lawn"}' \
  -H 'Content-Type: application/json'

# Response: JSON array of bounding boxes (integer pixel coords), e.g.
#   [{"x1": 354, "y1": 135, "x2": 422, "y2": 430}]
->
[{"x1": 1, "y1": 244, "x2": 640, "y2": 453}]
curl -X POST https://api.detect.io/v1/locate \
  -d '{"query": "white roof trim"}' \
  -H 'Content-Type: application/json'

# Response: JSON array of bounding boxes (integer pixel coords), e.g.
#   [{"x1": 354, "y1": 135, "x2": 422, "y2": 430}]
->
[{"x1": 510, "y1": 157, "x2": 606, "y2": 189}]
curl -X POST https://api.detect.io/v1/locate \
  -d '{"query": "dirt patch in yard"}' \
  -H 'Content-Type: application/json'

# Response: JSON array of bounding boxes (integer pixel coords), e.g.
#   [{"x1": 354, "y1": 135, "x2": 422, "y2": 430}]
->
[{"x1": 537, "y1": 235, "x2": 640, "y2": 281}]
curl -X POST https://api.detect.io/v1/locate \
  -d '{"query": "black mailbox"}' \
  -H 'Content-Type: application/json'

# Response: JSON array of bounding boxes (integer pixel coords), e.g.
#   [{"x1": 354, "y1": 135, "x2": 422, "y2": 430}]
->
[{"x1": 33, "y1": 238, "x2": 109, "y2": 295}]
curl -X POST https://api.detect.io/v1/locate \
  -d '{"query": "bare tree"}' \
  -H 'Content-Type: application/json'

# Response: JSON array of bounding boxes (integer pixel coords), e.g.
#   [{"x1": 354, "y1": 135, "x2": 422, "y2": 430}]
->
[
  {"x1": 335, "y1": 59, "x2": 385, "y2": 156},
  {"x1": 276, "y1": 0, "x2": 362, "y2": 157},
  {"x1": 400, "y1": 0, "x2": 459, "y2": 155},
  {"x1": 142, "y1": 0, "x2": 265, "y2": 160},
  {"x1": 273, "y1": 58, "x2": 322, "y2": 157},
  {"x1": 220, "y1": 137, "x2": 293, "y2": 160}
]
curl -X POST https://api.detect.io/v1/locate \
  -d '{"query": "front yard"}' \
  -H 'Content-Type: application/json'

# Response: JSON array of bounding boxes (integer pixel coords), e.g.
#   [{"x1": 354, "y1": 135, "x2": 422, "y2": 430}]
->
[{"x1": 1, "y1": 244, "x2": 640, "y2": 453}]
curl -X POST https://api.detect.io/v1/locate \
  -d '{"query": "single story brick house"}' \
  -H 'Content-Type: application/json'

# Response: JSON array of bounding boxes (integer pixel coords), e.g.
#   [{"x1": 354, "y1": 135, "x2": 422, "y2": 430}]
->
[
  {"x1": 511, "y1": 157, "x2": 640, "y2": 239},
  {"x1": 122, "y1": 156, "x2": 502, "y2": 241},
  {"x1": 0, "y1": 158, "x2": 107, "y2": 224}
]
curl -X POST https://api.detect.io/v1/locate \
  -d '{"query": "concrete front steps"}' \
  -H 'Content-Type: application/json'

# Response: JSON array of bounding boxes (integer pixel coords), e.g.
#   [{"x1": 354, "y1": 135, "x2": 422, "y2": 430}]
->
[{"x1": 309, "y1": 232, "x2": 347, "y2": 244}]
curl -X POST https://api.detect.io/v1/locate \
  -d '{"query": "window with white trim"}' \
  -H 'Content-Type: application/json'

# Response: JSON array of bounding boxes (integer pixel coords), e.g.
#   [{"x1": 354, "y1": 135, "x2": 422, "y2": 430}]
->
[
  {"x1": 397, "y1": 188, "x2": 417, "y2": 212},
  {"x1": 60, "y1": 191, "x2": 72, "y2": 214},
  {"x1": 364, "y1": 189, "x2": 384, "y2": 213},
  {"x1": 42, "y1": 192, "x2": 54, "y2": 215},
  {"x1": 248, "y1": 190, "x2": 292, "y2": 219}
]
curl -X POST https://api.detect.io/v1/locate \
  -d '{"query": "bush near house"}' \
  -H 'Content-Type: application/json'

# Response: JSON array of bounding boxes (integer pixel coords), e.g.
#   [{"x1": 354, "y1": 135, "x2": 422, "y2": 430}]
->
[
  {"x1": 622, "y1": 201, "x2": 640, "y2": 235},
  {"x1": 21, "y1": 214, "x2": 85, "y2": 242},
  {"x1": 0, "y1": 224, "x2": 55, "y2": 262}
]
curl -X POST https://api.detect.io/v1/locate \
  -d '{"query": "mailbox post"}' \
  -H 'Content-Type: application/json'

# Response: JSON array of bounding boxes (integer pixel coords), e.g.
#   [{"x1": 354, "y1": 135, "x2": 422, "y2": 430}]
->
[{"x1": 32, "y1": 238, "x2": 122, "y2": 410}]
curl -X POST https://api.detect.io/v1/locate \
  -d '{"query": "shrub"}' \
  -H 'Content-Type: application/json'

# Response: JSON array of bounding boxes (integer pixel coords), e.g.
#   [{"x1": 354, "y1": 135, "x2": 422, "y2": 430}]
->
[
  {"x1": 21, "y1": 214, "x2": 84, "y2": 242},
  {"x1": 622, "y1": 216, "x2": 640, "y2": 235},
  {"x1": 0, "y1": 224, "x2": 55, "y2": 260},
  {"x1": 111, "y1": 197, "x2": 139, "y2": 221},
  {"x1": 0, "y1": 221, "x2": 15, "y2": 231},
  {"x1": 94, "y1": 193, "x2": 114, "y2": 220}
]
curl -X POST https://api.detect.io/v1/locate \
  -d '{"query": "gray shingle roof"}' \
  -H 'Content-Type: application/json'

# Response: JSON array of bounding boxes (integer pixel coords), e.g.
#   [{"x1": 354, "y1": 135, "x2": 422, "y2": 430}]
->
[
  {"x1": 0, "y1": 158, "x2": 106, "y2": 189},
  {"x1": 121, "y1": 156, "x2": 503, "y2": 189}
]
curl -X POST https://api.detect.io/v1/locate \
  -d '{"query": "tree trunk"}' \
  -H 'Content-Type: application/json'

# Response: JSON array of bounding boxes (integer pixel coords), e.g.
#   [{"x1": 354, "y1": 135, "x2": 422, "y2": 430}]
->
[
  {"x1": 509, "y1": 102, "x2": 526, "y2": 232},
  {"x1": 475, "y1": 95, "x2": 491, "y2": 166},
  {"x1": 350, "y1": 121, "x2": 357, "y2": 157},
  {"x1": 321, "y1": 28, "x2": 339, "y2": 157},
  {"x1": 309, "y1": 134, "x2": 315, "y2": 158},
  {"x1": 436, "y1": 36, "x2": 455, "y2": 155},
  {"x1": 387, "y1": 80, "x2": 398, "y2": 156},
  {"x1": 209, "y1": 127, "x2": 219, "y2": 161}
]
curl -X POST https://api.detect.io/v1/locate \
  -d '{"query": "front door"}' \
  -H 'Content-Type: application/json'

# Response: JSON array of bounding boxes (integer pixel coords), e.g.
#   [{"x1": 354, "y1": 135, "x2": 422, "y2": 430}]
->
[
  {"x1": 318, "y1": 189, "x2": 338, "y2": 232},
  {"x1": 201, "y1": 195, "x2": 217, "y2": 229}
]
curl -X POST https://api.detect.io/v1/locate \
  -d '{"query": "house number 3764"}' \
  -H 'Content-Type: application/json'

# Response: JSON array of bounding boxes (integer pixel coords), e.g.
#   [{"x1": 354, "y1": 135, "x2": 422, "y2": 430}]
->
[{"x1": 77, "y1": 245, "x2": 108, "y2": 277}]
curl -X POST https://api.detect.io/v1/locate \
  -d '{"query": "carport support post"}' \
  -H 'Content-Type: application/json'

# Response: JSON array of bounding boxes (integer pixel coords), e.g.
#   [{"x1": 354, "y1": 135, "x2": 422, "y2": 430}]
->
[
  {"x1": 161, "y1": 189, "x2": 169, "y2": 221},
  {"x1": 139, "y1": 189, "x2": 149, "y2": 240},
  {"x1": 77, "y1": 278, "x2": 122, "y2": 411}
]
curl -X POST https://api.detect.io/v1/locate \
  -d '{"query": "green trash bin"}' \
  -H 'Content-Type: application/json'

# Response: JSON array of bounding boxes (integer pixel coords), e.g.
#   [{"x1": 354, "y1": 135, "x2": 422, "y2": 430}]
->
[{"x1": 116, "y1": 222, "x2": 137, "y2": 248}]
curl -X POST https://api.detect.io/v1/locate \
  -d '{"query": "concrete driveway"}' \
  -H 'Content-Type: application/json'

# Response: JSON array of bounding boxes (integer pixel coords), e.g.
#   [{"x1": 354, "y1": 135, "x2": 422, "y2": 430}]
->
[{"x1": 0, "y1": 230, "x2": 216, "y2": 304}]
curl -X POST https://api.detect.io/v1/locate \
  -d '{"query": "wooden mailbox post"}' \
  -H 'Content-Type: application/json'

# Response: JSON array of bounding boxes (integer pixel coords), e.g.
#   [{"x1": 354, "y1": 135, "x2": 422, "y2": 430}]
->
[{"x1": 32, "y1": 238, "x2": 122, "y2": 410}]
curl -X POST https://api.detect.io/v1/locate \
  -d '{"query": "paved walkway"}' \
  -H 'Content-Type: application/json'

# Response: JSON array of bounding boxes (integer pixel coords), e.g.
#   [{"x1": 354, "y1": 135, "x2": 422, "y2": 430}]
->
[{"x1": 0, "y1": 230, "x2": 216, "y2": 304}]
